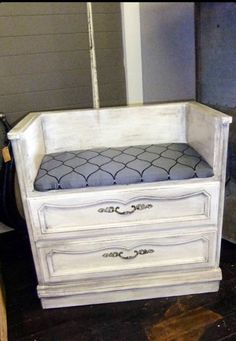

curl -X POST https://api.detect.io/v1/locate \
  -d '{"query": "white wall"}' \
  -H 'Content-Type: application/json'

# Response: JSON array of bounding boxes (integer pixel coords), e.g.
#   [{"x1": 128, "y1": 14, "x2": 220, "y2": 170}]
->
[{"x1": 121, "y1": 3, "x2": 143, "y2": 105}]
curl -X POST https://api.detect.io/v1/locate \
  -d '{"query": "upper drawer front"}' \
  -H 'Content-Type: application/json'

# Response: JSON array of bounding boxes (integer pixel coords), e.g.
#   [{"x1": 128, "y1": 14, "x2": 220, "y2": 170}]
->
[
  {"x1": 29, "y1": 182, "x2": 220, "y2": 238},
  {"x1": 37, "y1": 231, "x2": 217, "y2": 283}
]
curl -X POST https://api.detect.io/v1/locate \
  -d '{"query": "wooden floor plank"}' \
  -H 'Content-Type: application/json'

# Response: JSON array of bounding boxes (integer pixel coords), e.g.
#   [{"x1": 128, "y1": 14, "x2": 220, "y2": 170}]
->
[
  {"x1": 145, "y1": 306, "x2": 222, "y2": 341},
  {"x1": 0, "y1": 271, "x2": 7, "y2": 341}
]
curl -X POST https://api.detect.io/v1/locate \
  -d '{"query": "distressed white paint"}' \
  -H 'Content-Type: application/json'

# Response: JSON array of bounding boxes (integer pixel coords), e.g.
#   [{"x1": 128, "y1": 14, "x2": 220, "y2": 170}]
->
[
  {"x1": 121, "y1": 3, "x2": 143, "y2": 105},
  {"x1": 41, "y1": 103, "x2": 186, "y2": 154},
  {"x1": 39, "y1": 231, "x2": 216, "y2": 283},
  {"x1": 8, "y1": 101, "x2": 232, "y2": 308},
  {"x1": 87, "y1": 2, "x2": 100, "y2": 108},
  {"x1": 28, "y1": 182, "x2": 219, "y2": 240}
]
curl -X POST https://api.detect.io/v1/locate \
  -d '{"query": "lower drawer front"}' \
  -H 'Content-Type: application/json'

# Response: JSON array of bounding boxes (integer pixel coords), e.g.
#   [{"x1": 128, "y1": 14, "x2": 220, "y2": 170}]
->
[{"x1": 38, "y1": 231, "x2": 217, "y2": 283}]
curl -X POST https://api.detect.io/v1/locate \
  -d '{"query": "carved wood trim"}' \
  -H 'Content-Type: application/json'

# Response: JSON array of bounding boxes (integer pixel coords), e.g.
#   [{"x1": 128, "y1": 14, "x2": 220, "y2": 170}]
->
[
  {"x1": 38, "y1": 191, "x2": 211, "y2": 233},
  {"x1": 45, "y1": 235, "x2": 210, "y2": 278}
]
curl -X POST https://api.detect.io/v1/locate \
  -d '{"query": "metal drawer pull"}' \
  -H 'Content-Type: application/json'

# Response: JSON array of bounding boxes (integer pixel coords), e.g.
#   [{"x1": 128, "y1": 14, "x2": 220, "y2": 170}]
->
[
  {"x1": 103, "y1": 249, "x2": 154, "y2": 260},
  {"x1": 119, "y1": 250, "x2": 138, "y2": 259},
  {"x1": 98, "y1": 203, "x2": 153, "y2": 215},
  {"x1": 115, "y1": 205, "x2": 136, "y2": 215}
]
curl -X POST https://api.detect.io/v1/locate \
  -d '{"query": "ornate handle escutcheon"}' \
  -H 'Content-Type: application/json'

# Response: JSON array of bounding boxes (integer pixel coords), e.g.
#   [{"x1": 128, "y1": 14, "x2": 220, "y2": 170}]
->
[
  {"x1": 98, "y1": 203, "x2": 153, "y2": 215},
  {"x1": 103, "y1": 249, "x2": 154, "y2": 260}
]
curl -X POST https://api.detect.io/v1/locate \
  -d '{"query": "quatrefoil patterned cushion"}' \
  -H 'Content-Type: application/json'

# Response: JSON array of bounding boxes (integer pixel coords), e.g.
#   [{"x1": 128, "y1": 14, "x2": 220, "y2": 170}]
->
[{"x1": 34, "y1": 143, "x2": 214, "y2": 191}]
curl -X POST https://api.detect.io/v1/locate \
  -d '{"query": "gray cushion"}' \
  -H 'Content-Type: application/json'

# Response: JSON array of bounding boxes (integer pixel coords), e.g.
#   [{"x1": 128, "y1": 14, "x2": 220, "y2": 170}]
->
[{"x1": 34, "y1": 143, "x2": 214, "y2": 191}]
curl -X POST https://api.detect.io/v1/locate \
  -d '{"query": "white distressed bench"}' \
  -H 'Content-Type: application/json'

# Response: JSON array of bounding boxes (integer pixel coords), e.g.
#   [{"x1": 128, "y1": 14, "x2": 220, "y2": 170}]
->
[{"x1": 8, "y1": 101, "x2": 232, "y2": 309}]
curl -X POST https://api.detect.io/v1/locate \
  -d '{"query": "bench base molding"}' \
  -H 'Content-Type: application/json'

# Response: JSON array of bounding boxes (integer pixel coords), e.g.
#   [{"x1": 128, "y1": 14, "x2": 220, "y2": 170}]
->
[{"x1": 38, "y1": 268, "x2": 221, "y2": 309}]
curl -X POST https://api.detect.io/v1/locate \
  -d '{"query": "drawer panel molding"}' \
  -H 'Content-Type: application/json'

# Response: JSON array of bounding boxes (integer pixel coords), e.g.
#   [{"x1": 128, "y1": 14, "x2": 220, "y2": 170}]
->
[
  {"x1": 41, "y1": 232, "x2": 215, "y2": 283},
  {"x1": 36, "y1": 189, "x2": 216, "y2": 235}
]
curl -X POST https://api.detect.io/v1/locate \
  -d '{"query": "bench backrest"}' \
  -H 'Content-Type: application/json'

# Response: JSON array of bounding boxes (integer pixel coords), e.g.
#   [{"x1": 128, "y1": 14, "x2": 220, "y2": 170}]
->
[{"x1": 41, "y1": 103, "x2": 187, "y2": 154}]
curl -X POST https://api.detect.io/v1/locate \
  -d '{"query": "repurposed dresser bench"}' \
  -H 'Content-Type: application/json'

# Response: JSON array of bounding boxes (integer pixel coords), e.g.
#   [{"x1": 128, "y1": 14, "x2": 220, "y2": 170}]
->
[{"x1": 8, "y1": 101, "x2": 232, "y2": 309}]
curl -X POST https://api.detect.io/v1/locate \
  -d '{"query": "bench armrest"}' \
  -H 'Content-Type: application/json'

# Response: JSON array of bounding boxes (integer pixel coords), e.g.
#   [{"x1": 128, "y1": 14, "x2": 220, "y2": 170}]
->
[
  {"x1": 187, "y1": 102, "x2": 232, "y2": 178},
  {"x1": 8, "y1": 113, "x2": 46, "y2": 195}
]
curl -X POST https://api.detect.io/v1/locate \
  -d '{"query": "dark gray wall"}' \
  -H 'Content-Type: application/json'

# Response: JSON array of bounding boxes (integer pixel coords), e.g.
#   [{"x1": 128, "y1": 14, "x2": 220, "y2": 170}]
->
[
  {"x1": 0, "y1": 2, "x2": 126, "y2": 124},
  {"x1": 0, "y1": 3, "x2": 92, "y2": 124},
  {"x1": 198, "y1": 2, "x2": 236, "y2": 160},
  {"x1": 140, "y1": 2, "x2": 196, "y2": 103},
  {"x1": 198, "y1": 3, "x2": 236, "y2": 108}
]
